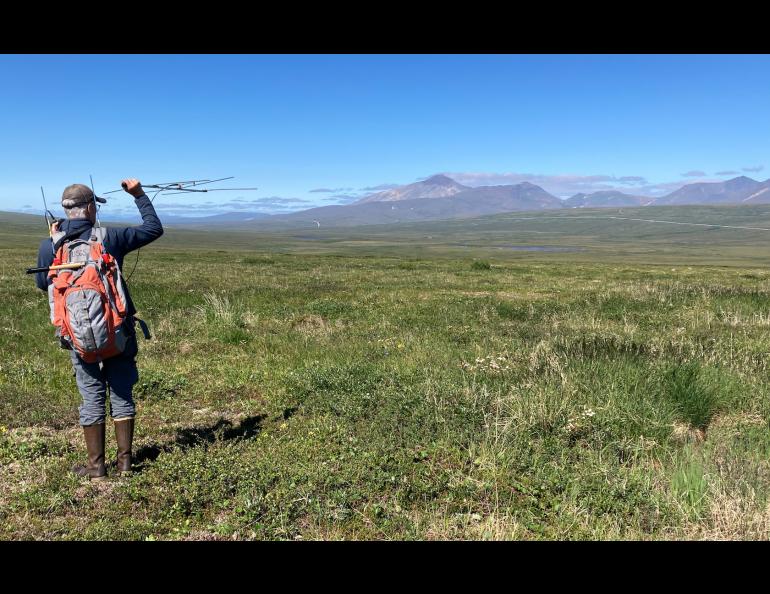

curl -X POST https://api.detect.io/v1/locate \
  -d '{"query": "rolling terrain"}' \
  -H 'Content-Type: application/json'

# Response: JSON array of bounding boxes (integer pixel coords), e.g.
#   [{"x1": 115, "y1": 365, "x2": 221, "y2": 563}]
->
[{"x1": 2, "y1": 204, "x2": 770, "y2": 540}]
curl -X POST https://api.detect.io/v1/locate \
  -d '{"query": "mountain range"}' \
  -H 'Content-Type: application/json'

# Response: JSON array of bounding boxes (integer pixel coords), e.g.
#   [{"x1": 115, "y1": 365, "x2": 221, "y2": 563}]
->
[
  {"x1": 8, "y1": 174, "x2": 770, "y2": 229},
  {"x1": 356, "y1": 174, "x2": 770, "y2": 209},
  {"x1": 242, "y1": 174, "x2": 770, "y2": 229}
]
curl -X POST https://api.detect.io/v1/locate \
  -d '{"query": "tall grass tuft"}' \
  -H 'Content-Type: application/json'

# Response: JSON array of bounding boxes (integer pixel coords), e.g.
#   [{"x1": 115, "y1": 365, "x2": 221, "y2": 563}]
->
[
  {"x1": 671, "y1": 446, "x2": 709, "y2": 519},
  {"x1": 662, "y1": 362, "x2": 723, "y2": 432},
  {"x1": 198, "y1": 291, "x2": 249, "y2": 344}
]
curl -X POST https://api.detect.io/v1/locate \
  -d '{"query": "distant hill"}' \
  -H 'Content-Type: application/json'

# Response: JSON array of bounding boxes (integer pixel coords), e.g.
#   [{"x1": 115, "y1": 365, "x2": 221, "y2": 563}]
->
[
  {"x1": 354, "y1": 174, "x2": 469, "y2": 204},
  {"x1": 245, "y1": 181, "x2": 563, "y2": 229},
  {"x1": 0, "y1": 211, "x2": 41, "y2": 224},
  {"x1": 159, "y1": 212, "x2": 272, "y2": 224},
  {"x1": 565, "y1": 191, "x2": 653, "y2": 208},
  {"x1": 657, "y1": 176, "x2": 770, "y2": 205},
  {"x1": 450, "y1": 182, "x2": 564, "y2": 210}
]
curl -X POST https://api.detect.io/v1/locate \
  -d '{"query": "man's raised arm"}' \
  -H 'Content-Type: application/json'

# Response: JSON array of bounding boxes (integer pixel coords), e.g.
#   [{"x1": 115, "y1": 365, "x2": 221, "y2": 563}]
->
[{"x1": 113, "y1": 178, "x2": 164, "y2": 253}]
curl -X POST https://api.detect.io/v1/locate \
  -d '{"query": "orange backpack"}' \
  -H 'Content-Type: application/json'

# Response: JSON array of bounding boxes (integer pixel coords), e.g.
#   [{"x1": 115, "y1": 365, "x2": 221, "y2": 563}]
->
[{"x1": 47, "y1": 227, "x2": 129, "y2": 363}]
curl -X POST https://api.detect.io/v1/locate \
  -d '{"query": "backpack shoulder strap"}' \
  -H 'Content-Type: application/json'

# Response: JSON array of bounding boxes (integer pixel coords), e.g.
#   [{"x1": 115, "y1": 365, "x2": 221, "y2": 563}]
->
[
  {"x1": 91, "y1": 227, "x2": 107, "y2": 244},
  {"x1": 51, "y1": 229, "x2": 67, "y2": 253},
  {"x1": 53, "y1": 229, "x2": 86, "y2": 253},
  {"x1": 89, "y1": 227, "x2": 111, "y2": 254}
]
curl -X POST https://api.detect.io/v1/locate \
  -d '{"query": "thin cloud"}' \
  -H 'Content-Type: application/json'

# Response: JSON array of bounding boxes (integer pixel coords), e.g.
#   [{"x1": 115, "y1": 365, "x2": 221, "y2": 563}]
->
[
  {"x1": 447, "y1": 172, "x2": 613, "y2": 186},
  {"x1": 360, "y1": 183, "x2": 399, "y2": 192},
  {"x1": 156, "y1": 197, "x2": 308, "y2": 207},
  {"x1": 743, "y1": 165, "x2": 765, "y2": 173},
  {"x1": 252, "y1": 197, "x2": 309, "y2": 204},
  {"x1": 681, "y1": 170, "x2": 707, "y2": 177},
  {"x1": 635, "y1": 178, "x2": 724, "y2": 195},
  {"x1": 445, "y1": 171, "x2": 653, "y2": 197},
  {"x1": 443, "y1": 171, "x2": 727, "y2": 198},
  {"x1": 320, "y1": 194, "x2": 362, "y2": 204},
  {"x1": 309, "y1": 187, "x2": 354, "y2": 193},
  {"x1": 715, "y1": 170, "x2": 740, "y2": 176},
  {"x1": 138, "y1": 196, "x2": 312, "y2": 217}
]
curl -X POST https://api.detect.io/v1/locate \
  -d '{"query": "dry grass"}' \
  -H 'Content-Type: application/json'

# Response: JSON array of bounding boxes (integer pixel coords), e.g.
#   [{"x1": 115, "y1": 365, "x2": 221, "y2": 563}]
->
[
  {"x1": 671, "y1": 422, "x2": 706, "y2": 445},
  {"x1": 291, "y1": 314, "x2": 331, "y2": 335}
]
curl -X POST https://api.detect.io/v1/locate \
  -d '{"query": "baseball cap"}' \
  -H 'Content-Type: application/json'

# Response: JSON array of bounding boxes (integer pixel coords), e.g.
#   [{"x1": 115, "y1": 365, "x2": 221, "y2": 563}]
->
[{"x1": 61, "y1": 184, "x2": 107, "y2": 208}]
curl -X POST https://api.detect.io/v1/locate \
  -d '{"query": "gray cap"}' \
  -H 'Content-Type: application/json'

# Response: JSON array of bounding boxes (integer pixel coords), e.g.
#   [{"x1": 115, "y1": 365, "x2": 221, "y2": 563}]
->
[{"x1": 61, "y1": 184, "x2": 107, "y2": 208}]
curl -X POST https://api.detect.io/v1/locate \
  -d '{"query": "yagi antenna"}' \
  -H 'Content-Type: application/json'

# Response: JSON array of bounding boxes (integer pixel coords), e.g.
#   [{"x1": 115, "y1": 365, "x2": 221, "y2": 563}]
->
[{"x1": 103, "y1": 176, "x2": 257, "y2": 199}]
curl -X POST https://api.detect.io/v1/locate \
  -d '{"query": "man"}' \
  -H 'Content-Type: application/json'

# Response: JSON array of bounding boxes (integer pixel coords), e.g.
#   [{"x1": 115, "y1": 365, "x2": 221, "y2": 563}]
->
[{"x1": 35, "y1": 179, "x2": 163, "y2": 479}]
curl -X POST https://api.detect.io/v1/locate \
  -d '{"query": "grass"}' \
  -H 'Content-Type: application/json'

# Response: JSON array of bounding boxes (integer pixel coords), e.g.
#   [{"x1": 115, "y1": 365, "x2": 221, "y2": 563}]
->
[
  {"x1": 671, "y1": 446, "x2": 709, "y2": 520},
  {"x1": 2, "y1": 206, "x2": 770, "y2": 539},
  {"x1": 663, "y1": 362, "x2": 724, "y2": 433},
  {"x1": 471, "y1": 260, "x2": 492, "y2": 271}
]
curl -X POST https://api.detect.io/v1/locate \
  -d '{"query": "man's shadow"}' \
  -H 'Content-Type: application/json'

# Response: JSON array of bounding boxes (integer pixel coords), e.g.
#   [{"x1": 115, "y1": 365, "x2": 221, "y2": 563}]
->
[{"x1": 126, "y1": 414, "x2": 266, "y2": 473}]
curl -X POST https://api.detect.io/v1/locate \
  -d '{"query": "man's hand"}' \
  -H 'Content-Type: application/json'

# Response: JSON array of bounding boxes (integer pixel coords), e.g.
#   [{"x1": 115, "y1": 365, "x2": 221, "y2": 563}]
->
[{"x1": 121, "y1": 178, "x2": 145, "y2": 198}]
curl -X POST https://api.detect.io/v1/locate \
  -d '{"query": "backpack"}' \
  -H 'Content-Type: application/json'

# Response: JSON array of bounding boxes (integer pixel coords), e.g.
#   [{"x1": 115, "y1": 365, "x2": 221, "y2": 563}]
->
[{"x1": 47, "y1": 227, "x2": 130, "y2": 363}]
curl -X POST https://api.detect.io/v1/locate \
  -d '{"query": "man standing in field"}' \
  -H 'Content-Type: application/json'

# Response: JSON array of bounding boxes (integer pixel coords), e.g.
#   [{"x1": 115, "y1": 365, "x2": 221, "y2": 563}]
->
[{"x1": 34, "y1": 179, "x2": 163, "y2": 479}]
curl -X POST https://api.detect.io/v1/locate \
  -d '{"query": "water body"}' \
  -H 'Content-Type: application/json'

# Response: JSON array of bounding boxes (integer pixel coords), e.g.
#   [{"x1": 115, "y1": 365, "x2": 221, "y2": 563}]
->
[
  {"x1": 499, "y1": 245, "x2": 584, "y2": 252},
  {"x1": 451, "y1": 244, "x2": 584, "y2": 252}
]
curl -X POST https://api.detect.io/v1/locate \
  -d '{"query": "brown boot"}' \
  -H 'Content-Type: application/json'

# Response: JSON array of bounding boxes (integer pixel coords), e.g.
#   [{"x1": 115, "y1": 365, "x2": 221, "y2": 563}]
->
[
  {"x1": 73, "y1": 423, "x2": 107, "y2": 480},
  {"x1": 114, "y1": 417, "x2": 135, "y2": 474}
]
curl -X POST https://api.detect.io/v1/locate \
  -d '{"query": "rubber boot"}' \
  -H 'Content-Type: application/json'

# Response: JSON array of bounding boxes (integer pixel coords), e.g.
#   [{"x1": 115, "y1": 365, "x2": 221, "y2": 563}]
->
[
  {"x1": 73, "y1": 423, "x2": 107, "y2": 479},
  {"x1": 114, "y1": 417, "x2": 135, "y2": 474}
]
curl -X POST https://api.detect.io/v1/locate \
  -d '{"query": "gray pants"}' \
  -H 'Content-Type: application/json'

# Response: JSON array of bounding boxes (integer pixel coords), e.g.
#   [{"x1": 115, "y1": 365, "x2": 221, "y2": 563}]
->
[{"x1": 70, "y1": 325, "x2": 139, "y2": 426}]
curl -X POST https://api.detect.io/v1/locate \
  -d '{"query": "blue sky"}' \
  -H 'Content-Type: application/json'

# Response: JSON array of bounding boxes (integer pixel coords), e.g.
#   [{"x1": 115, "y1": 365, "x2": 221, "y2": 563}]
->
[{"x1": 1, "y1": 54, "x2": 768, "y2": 218}]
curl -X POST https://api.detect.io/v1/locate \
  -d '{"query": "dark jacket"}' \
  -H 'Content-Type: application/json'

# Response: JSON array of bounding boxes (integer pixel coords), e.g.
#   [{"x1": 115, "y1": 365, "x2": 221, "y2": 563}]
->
[{"x1": 35, "y1": 194, "x2": 164, "y2": 317}]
